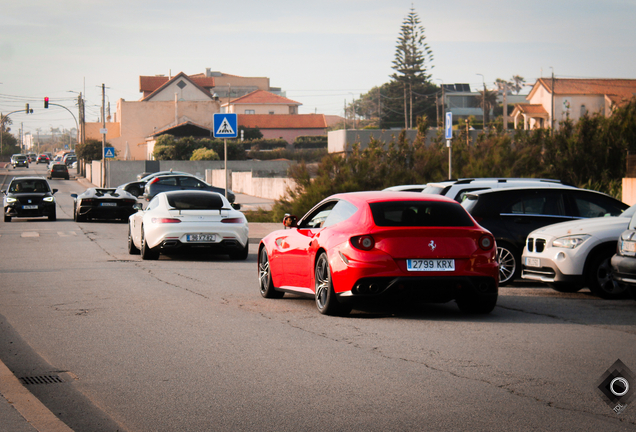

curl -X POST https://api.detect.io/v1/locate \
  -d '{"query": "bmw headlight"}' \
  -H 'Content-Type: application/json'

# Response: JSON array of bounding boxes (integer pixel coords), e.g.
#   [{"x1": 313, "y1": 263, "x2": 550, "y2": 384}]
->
[
  {"x1": 6, "y1": 197, "x2": 17, "y2": 203},
  {"x1": 43, "y1": 197, "x2": 55, "y2": 202},
  {"x1": 552, "y1": 234, "x2": 591, "y2": 249}
]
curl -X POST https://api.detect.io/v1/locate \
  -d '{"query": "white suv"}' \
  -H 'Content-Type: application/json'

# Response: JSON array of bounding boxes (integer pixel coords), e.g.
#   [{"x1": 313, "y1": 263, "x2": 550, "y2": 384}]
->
[
  {"x1": 522, "y1": 205, "x2": 636, "y2": 299},
  {"x1": 422, "y1": 178, "x2": 566, "y2": 202}
]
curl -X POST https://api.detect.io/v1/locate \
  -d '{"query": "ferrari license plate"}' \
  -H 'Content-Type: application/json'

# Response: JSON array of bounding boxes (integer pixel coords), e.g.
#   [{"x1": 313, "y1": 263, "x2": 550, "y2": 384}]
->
[
  {"x1": 187, "y1": 233, "x2": 216, "y2": 242},
  {"x1": 23, "y1": 205, "x2": 38, "y2": 209},
  {"x1": 100, "y1": 202, "x2": 117, "y2": 206},
  {"x1": 407, "y1": 259, "x2": 455, "y2": 271}
]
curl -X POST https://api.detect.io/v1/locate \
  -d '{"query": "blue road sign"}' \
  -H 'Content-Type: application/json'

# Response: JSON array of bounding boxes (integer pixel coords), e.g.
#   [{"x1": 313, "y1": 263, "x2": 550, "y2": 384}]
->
[
  {"x1": 104, "y1": 147, "x2": 115, "y2": 158},
  {"x1": 445, "y1": 112, "x2": 453, "y2": 140},
  {"x1": 213, "y1": 113, "x2": 238, "y2": 138}
]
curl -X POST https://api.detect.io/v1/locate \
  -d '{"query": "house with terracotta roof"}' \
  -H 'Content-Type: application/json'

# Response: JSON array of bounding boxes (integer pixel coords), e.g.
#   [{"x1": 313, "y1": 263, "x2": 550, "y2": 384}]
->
[
  {"x1": 83, "y1": 70, "x2": 325, "y2": 159},
  {"x1": 223, "y1": 90, "x2": 301, "y2": 115},
  {"x1": 511, "y1": 78, "x2": 636, "y2": 130},
  {"x1": 238, "y1": 114, "x2": 327, "y2": 143}
]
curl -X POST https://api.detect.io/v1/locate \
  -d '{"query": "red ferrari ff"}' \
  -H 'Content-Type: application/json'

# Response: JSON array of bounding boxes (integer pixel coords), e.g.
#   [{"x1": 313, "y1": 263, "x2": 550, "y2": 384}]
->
[{"x1": 258, "y1": 192, "x2": 499, "y2": 316}]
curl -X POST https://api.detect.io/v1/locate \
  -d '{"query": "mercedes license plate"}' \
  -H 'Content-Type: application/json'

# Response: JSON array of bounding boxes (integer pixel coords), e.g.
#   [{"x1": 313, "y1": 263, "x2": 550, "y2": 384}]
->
[
  {"x1": 100, "y1": 202, "x2": 117, "y2": 207},
  {"x1": 525, "y1": 257, "x2": 541, "y2": 268},
  {"x1": 187, "y1": 234, "x2": 216, "y2": 242},
  {"x1": 23, "y1": 205, "x2": 38, "y2": 209},
  {"x1": 407, "y1": 259, "x2": 455, "y2": 272}
]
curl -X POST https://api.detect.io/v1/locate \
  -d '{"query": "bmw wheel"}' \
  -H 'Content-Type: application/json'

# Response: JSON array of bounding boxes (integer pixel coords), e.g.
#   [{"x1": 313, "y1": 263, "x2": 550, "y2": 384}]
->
[
  {"x1": 496, "y1": 243, "x2": 519, "y2": 286},
  {"x1": 314, "y1": 252, "x2": 351, "y2": 316},
  {"x1": 586, "y1": 249, "x2": 627, "y2": 299},
  {"x1": 259, "y1": 247, "x2": 283, "y2": 298}
]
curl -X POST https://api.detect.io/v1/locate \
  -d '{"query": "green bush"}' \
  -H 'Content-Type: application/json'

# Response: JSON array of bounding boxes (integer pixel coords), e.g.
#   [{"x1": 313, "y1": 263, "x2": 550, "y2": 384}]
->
[{"x1": 293, "y1": 135, "x2": 327, "y2": 149}]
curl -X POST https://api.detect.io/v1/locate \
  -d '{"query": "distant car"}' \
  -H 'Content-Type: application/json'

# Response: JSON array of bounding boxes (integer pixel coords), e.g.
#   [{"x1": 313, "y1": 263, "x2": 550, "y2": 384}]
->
[
  {"x1": 2, "y1": 176, "x2": 57, "y2": 222},
  {"x1": 422, "y1": 178, "x2": 567, "y2": 202},
  {"x1": 523, "y1": 205, "x2": 636, "y2": 299},
  {"x1": 142, "y1": 174, "x2": 235, "y2": 203},
  {"x1": 461, "y1": 187, "x2": 628, "y2": 285},
  {"x1": 71, "y1": 188, "x2": 138, "y2": 222},
  {"x1": 128, "y1": 191, "x2": 249, "y2": 260},
  {"x1": 117, "y1": 171, "x2": 190, "y2": 197},
  {"x1": 382, "y1": 184, "x2": 427, "y2": 193},
  {"x1": 27, "y1": 154, "x2": 37, "y2": 163},
  {"x1": 48, "y1": 163, "x2": 70, "y2": 180},
  {"x1": 63, "y1": 154, "x2": 77, "y2": 166},
  {"x1": 611, "y1": 211, "x2": 636, "y2": 301},
  {"x1": 37, "y1": 154, "x2": 50, "y2": 164},
  {"x1": 258, "y1": 191, "x2": 499, "y2": 316},
  {"x1": 12, "y1": 155, "x2": 29, "y2": 169}
]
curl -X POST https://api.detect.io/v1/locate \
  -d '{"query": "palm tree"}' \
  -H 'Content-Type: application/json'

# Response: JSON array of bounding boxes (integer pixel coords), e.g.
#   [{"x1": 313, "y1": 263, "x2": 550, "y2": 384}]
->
[{"x1": 478, "y1": 89, "x2": 499, "y2": 126}]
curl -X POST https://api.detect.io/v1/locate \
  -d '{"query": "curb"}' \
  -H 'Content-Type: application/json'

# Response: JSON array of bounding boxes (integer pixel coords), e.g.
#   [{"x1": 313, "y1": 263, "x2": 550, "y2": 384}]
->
[{"x1": 0, "y1": 359, "x2": 73, "y2": 432}]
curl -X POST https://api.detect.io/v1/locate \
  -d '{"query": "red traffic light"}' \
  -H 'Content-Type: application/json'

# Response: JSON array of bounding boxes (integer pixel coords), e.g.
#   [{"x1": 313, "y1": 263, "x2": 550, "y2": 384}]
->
[{"x1": 44, "y1": 97, "x2": 49, "y2": 109}]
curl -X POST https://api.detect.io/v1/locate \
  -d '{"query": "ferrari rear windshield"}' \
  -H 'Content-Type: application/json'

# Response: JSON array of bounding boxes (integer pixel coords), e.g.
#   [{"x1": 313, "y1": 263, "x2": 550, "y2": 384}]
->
[
  {"x1": 369, "y1": 201, "x2": 474, "y2": 227},
  {"x1": 167, "y1": 192, "x2": 225, "y2": 210}
]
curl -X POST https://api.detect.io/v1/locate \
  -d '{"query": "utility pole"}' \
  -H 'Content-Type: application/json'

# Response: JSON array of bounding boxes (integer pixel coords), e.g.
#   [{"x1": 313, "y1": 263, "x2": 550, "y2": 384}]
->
[
  {"x1": 403, "y1": 84, "x2": 408, "y2": 130},
  {"x1": 409, "y1": 83, "x2": 413, "y2": 130},
  {"x1": 502, "y1": 82, "x2": 508, "y2": 131},
  {"x1": 101, "y1": 83, "x2": 106, "y2": 187},
  {"x1": 551, "y1": 69, "x2": 555, "y2": 135}
]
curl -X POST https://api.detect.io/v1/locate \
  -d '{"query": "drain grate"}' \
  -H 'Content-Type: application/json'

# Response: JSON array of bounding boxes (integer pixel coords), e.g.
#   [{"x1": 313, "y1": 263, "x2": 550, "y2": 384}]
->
[{"x1": 20, "y1": 375, "x2": 63, "y2": 385}]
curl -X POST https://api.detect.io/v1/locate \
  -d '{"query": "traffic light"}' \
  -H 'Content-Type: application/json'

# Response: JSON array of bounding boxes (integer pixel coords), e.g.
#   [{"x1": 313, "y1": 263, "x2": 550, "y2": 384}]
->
[
  {"x1": 25, "y1": 103, "x2": 29, "y2": 114},
  {"x1": 44, "y1": 97, "x2": 49, "y2": 108}
]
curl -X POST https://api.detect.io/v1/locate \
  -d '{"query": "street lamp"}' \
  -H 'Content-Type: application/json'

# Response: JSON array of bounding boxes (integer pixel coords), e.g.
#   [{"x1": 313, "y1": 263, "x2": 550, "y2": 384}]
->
[{"x1": 476, "y1": 74, "x2": 486, "y2": 128}]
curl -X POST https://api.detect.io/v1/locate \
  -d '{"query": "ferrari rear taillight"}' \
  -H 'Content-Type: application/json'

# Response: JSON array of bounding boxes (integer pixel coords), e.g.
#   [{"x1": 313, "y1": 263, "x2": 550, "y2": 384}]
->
[
  {"x1": 221, "y1": 217, "x2": 243, "y2": 224},
  {"x1": 479, "y1": 234, "x2": 494, "y2": 250},
  {"x1": 351, "y1": 235, "x2": 375, "y2": 251},
  {"x1": 151, "y1": 218, "x2": 181, "y2": 224}
]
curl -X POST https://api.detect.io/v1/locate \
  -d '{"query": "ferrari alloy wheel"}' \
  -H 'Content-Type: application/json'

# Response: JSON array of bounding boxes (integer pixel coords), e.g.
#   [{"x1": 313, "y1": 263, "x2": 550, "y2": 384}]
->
[
  {"x1": 128, "y1": 225, "x2": 140, "y2": 255},
  {"x1": 586, "y1": 250, "x2": 627, "y2": 299},
  {"x1": 259, "y1": 247, "x2": 283, "y2": 298},
  {"x1": 314, "y1": 253, "x2": 351, "y2": 316},
  {"x1": 496, "y1": 243, "x2": 518, "y2": 286},
  {"x1": 141, "y1": 226, "x2": 159, "y2": 260}
]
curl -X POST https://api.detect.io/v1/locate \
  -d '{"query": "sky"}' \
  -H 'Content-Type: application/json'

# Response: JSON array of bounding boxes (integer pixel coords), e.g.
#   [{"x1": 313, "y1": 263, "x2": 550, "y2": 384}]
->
[{"x1": 1, "y1": 0, "x2": 635, "y2": 137}]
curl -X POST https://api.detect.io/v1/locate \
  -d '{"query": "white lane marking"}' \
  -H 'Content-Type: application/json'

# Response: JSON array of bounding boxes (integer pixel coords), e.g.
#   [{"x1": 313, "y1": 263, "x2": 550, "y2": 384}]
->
[
  {"x1": 57, "y1": 231, "x2": 77, "y2": 237},
  {"x1": 21, "y1": 232, "x2": 39, "y2": 237}
]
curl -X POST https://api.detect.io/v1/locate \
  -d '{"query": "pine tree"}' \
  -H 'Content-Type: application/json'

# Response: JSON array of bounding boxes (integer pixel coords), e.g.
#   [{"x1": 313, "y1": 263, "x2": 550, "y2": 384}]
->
[{"x1": 390, "y1": 6, "x2": 434, "y2": 129}]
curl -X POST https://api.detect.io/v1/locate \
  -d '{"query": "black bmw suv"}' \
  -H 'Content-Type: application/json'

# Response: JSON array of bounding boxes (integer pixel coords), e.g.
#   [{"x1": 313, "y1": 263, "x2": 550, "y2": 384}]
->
[
  {"x1": 461, "y1": 187, "x2": 628, "y2": 285},
  {"x1": 2, "y1": 177, "x2": 58, "y2": 222}
]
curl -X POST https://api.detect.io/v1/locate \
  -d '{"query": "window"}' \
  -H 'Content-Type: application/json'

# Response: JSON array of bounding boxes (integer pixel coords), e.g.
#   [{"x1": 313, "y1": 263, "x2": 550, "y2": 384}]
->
[
  {"x1": 573, "y1": 195, "x2": 625, "y2": 218},
  {"x1": 245, "y1": 109, "x2": 255, "y2": 114},
  {"x1": 167, "y1": 192, "x2": 224, "y2": 210},
  {"x1": 370, "y1": 201, "x2": 473, "y2": 227},
  {"x1": 269, "y1": 111, "x2": 275, "y2": 115},
  {"x1": 299, "y1": 201, "x2": 339, "y2": 229},
  {"x1": 323, "y1": 200, "x2": 358, "y2": 227},
  {"x1": 506, "y1": 194, "x2": 565, "y2": 216},
  {"x1": 178, "y1": 177, "x2": 205, "y2": 188},
  {"x1": 157, "y1": 177, "x2": 178, "y2": 186}
]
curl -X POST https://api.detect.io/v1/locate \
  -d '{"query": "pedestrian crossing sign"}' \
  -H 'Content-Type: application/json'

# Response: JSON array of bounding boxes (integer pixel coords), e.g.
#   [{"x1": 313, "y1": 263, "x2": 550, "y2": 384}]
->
[
  {"x1": 213, "y1": 113, "x2": 238, "y2": 138},
  {"x1": 104, "y1": 147, "x2": 115, "y2": 158}
]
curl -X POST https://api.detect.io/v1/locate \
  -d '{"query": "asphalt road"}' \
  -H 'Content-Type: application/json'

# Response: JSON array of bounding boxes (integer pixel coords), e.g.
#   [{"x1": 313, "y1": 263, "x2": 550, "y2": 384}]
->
[{"x1": 1, "y1": 164, "x2": 636, "y2": 431}]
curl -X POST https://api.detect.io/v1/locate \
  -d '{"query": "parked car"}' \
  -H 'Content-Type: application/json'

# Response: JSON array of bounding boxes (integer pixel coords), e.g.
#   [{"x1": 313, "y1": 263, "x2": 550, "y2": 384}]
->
[
  {"x1": 258, "y1": 191, "x2": 499, "y2": 316},
  {"x1": 2, "y1": 176, "x2": 57, "y2": 222},
  {"x1": 12, "y1": 155, "x2": 29, "y2": 169},
  {"x1": 383, "y1": 184, "x2": 427, "y2": 193},
  {"x1": 117, "y1": 171, "x2": 190, "y2": 197},
  {"x1": 37, "y1": 154, "x2": 50, "y2": 164},
  {"x1": 522, "y1": 205, "x2": 636, "y2": 299},
  {"x1": 71, "y1": 188, "x2": 138, "y2": 222},
  {"x1": 142, "y1": 174, "x2": 235, "y2": 203},
  {"x1": 422, "y1": 178, "x2": 567, "y2": 202},
  {"x1": 611, "y1": 211, "x2": 636, "y2": 301},
  {"x1": 63, "y1": 154, "x2": 77, "y2": 166},
  {"x1": 48, "y1": 163, "x2": 69, "y2": 180},
  {"x1": 461, "y1": 187, "x2": 628, "y2": 285},
  {"x1": 128, "y1": 191, "x2": 248, "y2": 260}
]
